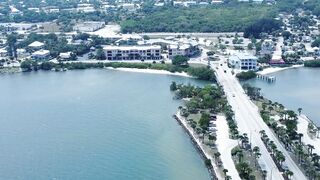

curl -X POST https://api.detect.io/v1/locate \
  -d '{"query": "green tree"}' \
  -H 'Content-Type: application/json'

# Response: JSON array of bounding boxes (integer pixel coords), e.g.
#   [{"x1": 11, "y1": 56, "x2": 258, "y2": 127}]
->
[
  {"x1": 20, "y1": 60, "x2": 34, "y2": 71},
  {"x1": 172, "y1": 55, "x2": 189, "y2": 67},
  {"x1": 95, "y1": 48, "x2": 106, "y2": 60}
]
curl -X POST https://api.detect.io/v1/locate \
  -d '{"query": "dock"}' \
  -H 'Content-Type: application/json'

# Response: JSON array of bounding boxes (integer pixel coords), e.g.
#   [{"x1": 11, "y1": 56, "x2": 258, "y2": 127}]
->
[{"x1": 256, "y1": 74, "x2": 276, "y2": 83}]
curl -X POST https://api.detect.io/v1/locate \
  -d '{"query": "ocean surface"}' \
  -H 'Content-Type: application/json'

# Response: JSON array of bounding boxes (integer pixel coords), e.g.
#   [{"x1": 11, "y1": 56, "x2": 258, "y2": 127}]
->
[
  {"x1": 0, "y1": 69, "x2": 211, "y2": 180},
  {"x1": 245, "y1": 67, "x2": 320, "y2": 125}
]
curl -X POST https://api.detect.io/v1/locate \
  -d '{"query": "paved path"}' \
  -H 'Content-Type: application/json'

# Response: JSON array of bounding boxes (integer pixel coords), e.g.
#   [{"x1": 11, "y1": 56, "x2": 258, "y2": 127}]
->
[{"x1": 216, "y1": 115, "x2": 240, "y2": 180}]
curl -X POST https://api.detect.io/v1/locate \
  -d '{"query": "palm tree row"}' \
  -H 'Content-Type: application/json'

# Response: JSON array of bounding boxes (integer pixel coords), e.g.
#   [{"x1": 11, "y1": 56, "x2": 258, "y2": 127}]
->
[{"x1": 259, "y1": 130, "x2": 293, "y2": 179}]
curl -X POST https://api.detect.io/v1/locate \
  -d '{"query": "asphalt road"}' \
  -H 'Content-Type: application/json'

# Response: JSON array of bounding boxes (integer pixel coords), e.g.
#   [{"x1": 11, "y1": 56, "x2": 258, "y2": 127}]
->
[{"x1": 211, "y1": 58, "x2": 307, "y2": 180}]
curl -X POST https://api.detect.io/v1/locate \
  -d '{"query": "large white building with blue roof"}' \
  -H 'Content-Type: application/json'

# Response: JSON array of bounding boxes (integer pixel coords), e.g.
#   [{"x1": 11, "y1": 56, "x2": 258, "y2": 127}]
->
[{"x1": 228, "y1": 53, "x2": 258, "y2": 70}]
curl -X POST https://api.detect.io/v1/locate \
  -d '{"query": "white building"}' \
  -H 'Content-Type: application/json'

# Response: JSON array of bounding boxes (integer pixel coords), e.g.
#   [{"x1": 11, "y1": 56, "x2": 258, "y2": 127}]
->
[
  {"x1": 59, "y1": 52, "x2": 72, "y2": 60},
  {"x1": 228, "y1": 53, "x2": 258, "y2": 70},
  {"x1": 28, "y1": 41, "x2": 45, "y2": 50},
  {"x1": 103, "y1": 45, "x2": 162, "y2": 61},
  {"x1": 168, "y1": 42, "x2": 199, "y2": 58},
  {"x1": 73, "y1": 21, "x2": 105, "y2": 32},
  {"x1": 31, "y1": 49, "x2": 50, "y2": 60}
]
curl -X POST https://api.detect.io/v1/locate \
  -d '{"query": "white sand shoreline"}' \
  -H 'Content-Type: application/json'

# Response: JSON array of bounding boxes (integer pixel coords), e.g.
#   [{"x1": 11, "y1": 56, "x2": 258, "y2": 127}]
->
[
  {"x1": 258, "y1": 65, "x2": 303, "y2": 75},
  {"x1": 297, "y1": 114, "x2": 320, "y2": 155},
  {"x1": 106, "y1": 67, "x2": 192, "y2": 77}
]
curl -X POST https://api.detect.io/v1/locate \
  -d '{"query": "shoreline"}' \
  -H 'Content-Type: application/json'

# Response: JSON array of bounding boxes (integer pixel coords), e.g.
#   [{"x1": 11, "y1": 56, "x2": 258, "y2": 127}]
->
[
  {"x1": 257, "y1": 65, "x2": 303, "y2": 75},
  {"x1": 106, "y1": 67, "x2": 192, "y2": 77},
  {"x1": 297, "y1": 114, "x2": 320, "y2": 155},
  {"x1": 174, "y1": 111, "x2": 220, "y2": 180}
]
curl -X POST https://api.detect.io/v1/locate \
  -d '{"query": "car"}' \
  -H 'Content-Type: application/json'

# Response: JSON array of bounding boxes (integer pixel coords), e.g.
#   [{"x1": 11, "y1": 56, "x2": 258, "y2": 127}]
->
[
  {"x1": 220, "y1": 64, "x2": 223, "y2": 66},
  {"x1": 224, "y1": 70, "x2": 227, "y2": 73},
  {"x1": 232, "y1": 94, "x2": 235, "y2": 97}
]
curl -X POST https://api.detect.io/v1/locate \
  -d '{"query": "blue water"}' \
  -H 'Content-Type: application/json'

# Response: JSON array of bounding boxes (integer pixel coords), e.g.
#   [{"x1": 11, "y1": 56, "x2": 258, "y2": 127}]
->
[
  {"x1": 246, "y1": 67, "x2": 320, "y2": 125},
  {"x1": 0, "y1": 69, "x2": 210, "y2": 180}
]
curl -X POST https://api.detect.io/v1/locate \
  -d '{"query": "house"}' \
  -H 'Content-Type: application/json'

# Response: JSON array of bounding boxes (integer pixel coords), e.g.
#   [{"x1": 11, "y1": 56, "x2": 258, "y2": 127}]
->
[
  {"x1": 0, "y1": 48, "x2": 7, "y2": 57},
  {"x1": 260, "y1": 40, "x2": 275, "y2": 55},
  {"x1": 228, "y1": 53, "x2": 258, "y2": 70},
  {"x1": 28, "y1": 41, "x2": 45, "y2": 51},
  {"x1": 59, "y1": 52, "x2": 72, "y2": 60},
  {"x1": 120, "y1": 3, "x2": 140, "y2": 11},
  {"x1": 31, "y1": 50, "x2": 50, "y2": 60},
  {"x1": 173, "y1": 1, "x2": 184, "y2": 6},
  {"x1": 27, "y1": 8, "x2": 40, "y2": 12},
  {"x1": 183, "y1": 1, "x2": 197, "y2": 7},
  {"x1": 17, "y1": 49, "x2": 28, "y2": 58},
  {"x1": 154, "y1": 2, "x2": 165, "y2": 7},
  {"x1": 103, "y1": 45, "x2": 162, "y2": 61},
  {"x1": 211, "y1": 0, "x2": 224, "y2": 4}
]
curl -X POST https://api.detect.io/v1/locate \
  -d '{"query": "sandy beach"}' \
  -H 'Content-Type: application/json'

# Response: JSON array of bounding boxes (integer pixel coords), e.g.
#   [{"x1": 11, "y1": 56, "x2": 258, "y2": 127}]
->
[
  {"x1": 297, "y1": 115, "x2": 320, "y2": 155},
  {"x1": 106, "y1": 67, "x2": 192, "y2": 77},
  {"x1": 258, "y1": 65, "x2": 303, "y2": 75}
]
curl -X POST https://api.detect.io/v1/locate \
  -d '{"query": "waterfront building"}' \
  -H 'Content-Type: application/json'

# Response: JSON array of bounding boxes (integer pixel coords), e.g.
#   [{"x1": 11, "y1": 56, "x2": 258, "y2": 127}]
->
[
  {"x1": 59, "y1": 52, "x2": 72, "y2": 60},
  {"x1": 31, "y1": 49, "x2": 50, "y2": 60},
  {"x1": 103, "y1": 45, "x2": 162, "y2": 61},
  {"x1": 228, "y1": 53, "x2": 258, "y2": 70},
  {"x1": 168, "y1": 43, "x2": 199, "y2": 59}
]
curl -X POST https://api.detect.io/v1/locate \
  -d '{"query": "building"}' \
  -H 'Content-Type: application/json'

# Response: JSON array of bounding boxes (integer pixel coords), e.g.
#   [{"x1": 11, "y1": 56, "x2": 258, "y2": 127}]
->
[
  {"x1": 228, "y1": 53, "x2": 258, "y2": 70},
  {"x1": 31, "y1": 50, "x2": 50, "y2": 60},
  {"x1": 73, "y1": 21, "x2": 105, "y2": 32},
  {"x1": 59, "y1": 52, "x2": 72, "y2": 60},
  {"x1": 28, "y1": 41, "x2": 45, "y2": 50},
  {"x1": 103, "y1": 45, "x2": 162, "y2": 61},
  {"x1": 0, "y1": 48, "x2": 7, "y2": 57},
  {"x1": 260, "y1": 40, "x2": 275, "y2": 55},
  {"x1": 168, "y1": 43, "x2": 199, "y2": 59}
]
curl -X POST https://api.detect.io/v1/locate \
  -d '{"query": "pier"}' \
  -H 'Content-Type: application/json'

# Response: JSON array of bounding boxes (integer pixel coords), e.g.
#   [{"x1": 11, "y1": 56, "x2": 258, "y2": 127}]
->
[{"x1": 257, "y1": 74, "x2": 276, "y2": 83}]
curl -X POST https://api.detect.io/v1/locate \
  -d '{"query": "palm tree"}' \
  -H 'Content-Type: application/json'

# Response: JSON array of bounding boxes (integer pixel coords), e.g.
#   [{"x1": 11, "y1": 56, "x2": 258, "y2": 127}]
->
[
  {"x1": 223, "y1": 168, "x2": 228, "y2": 176},
  {"x1": 307, "y1": 144, "x2": 315, "y2": 155},
  {"x1": 297, "y1": 133, "x2": 303, "y2": 144},
  {"x1": 237, "y1": 151, "x2": 244, "y2": 163},
  {"x1": 201, "y1": 129, "x2": 206, "y2": 142},
  {"x1": 240, "y1": 133, "x2": 249, "y2": 149},
  {"x1": 298, "y1": 107, "x2": 302, "y2": 115},
  {"x1": 236, "y1": 162, "x2": 252, "y2": 179},
  {"x1": 285, "y1": 170, "x2": 294, "y2": 179},
  {"x1": 208, "y1": 135, "x2": 216, "y2": 144},
  {"x1": 275, "y1": 150, "x2": 285, "y2": 166},
  {"x1": 253, "y1": 146, "x2": 261, "y2": 167},
  {"x1": 262, "y1": 170, "x2": 267, "y2": 180},
  {"x1": 214, "y1": 152, "x2": 221, "y2": 161}
]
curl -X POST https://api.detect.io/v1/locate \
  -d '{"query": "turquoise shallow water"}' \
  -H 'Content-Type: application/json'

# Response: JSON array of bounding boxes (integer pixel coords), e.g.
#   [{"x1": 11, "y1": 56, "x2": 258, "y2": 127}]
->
[
  {"x1": 0, "y1": 69, "x2": 210, "y2": 180},
  {"x1": 246, "y1": 67, "x2": 320, "y2": 125}
]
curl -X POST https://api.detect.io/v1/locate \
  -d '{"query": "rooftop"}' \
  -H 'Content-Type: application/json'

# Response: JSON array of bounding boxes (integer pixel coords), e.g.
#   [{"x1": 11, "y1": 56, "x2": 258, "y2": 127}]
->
[
  {"x1": 32, "y1": 49, "x2": 50, "y2": 56},
  {"x1": 103, "y1": 45, "x2": 161, "y2": 51},
  {"x1": 231, "y1": 53, "x2": 258, "y2": 60},
  {"x1": 28, "y1": 41, "x2": 44, "y2": 47}
]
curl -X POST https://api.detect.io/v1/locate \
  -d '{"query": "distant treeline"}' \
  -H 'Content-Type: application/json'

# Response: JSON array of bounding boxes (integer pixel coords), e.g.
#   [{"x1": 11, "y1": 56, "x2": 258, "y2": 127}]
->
[
  {"x1": 21, "y1": 61, "x2": 216, "y2": 81},
  {"x1": 121, "y1": 6, "x2": 276, "y2": 33},
  {"x1": 304, "y1": 60, "x2": 320, "y2": 67}
]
